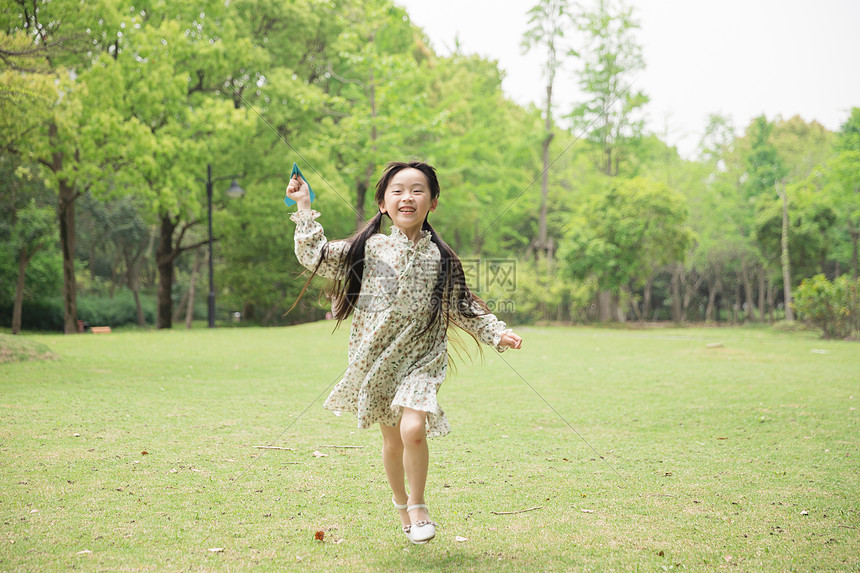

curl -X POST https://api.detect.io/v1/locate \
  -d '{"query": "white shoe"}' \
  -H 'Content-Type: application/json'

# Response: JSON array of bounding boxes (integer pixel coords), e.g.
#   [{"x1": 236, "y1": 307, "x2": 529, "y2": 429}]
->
[
  {"x1": 392, "y1": 498, "x2": 421, "y2": 543},
  {"x1": 407, "y1": 503, "x2": 436, "y2": 544}
]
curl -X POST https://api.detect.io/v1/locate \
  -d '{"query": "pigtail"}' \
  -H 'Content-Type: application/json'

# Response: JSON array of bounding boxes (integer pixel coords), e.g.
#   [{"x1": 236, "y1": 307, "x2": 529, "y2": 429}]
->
[
  {"x1": 420, "y1": 219, "x2": 493, "y2": 361},
  {"x1": 327, "y1": 210, "x2": 385, "y2": 327}
]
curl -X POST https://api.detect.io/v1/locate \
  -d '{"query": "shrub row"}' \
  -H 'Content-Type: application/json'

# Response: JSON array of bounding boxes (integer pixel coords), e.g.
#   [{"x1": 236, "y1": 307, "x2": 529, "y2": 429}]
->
[{"x1": 0, "y1": 291, "x2": 157, "y2": 331}]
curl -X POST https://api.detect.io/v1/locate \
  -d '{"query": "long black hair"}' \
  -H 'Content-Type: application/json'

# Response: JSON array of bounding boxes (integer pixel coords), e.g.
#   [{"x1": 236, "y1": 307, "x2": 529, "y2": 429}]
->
[{"x1": 287, "y1": 161, "x2": 494, "y2": 351}]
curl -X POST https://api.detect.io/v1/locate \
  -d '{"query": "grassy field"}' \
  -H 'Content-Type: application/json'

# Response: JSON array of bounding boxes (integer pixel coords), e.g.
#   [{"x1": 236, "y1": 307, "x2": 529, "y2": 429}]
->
[{"x1": 0, "y1": 323, "x2": 858, "y2": 571}]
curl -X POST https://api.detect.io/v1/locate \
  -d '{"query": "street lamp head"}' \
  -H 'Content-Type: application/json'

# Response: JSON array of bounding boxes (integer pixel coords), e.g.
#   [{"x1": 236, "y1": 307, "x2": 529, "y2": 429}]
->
[{"x1": 226, "y1": 179, "x2": 245, "y2": 199}]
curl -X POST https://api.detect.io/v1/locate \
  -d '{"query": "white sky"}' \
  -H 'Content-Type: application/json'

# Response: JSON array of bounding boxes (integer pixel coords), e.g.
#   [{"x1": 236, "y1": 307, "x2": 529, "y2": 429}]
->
[{"x1": 396, "y1": 0, "x2": 860, "y2": 158}]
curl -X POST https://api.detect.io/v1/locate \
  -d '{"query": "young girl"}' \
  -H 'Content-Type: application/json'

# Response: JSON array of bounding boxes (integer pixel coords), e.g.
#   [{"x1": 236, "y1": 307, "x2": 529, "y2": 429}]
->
[{"x1": 286, "y1": 161, "x2": 523, "y2": 544}]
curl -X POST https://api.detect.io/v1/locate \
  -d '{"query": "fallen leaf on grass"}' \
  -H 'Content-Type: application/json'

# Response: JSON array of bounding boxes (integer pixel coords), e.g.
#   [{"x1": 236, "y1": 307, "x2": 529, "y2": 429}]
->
[
  {"x1": 208, "y1": 547, "x2": 224, "y2": 553},
  {"x1": 658, "y1": 550, "x2": 664, "y2": 557},
  {"x1": 801, "y1": 510, "x2": 809, "y2": 516},
  {"x1": 723, "y1": 555, "x2": 732, "y2": 562},
  {"x1": 141, "y1": 451, "x2": 149, "y2": 455},
  {"x1": 76, "y1": 550, "x2": 92, "y2": 556},
  {"x1": 314, "y1": 530, "x2": 325, "y2": 541},
  {"x1": 454, "y1": 536, "x2": 468, "y2": 542},
  {"x1": 312, "y1": 451, "x2": 329, "y2": 458},
  {"x1": 581, "y1": 509, "x2": 595, "y2": 513}
]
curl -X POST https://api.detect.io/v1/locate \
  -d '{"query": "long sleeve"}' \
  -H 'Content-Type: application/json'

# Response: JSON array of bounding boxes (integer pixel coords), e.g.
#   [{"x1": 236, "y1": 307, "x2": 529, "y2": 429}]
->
[
  {"x1": 446, "y1": 297, "x2": 510, "y2": 353},
  {"x1": 290, "y1": 209, "x2": 350, "y2": 280}
]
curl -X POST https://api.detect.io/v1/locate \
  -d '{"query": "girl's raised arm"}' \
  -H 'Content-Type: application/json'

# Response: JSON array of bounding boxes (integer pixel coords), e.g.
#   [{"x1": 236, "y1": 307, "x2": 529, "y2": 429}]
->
[
  {"x1": 290, "y1": 210, "x2": 351, "y2": 280},
  {"x1": 287, "y1": 175, "x2": 350, "y2": 279}
]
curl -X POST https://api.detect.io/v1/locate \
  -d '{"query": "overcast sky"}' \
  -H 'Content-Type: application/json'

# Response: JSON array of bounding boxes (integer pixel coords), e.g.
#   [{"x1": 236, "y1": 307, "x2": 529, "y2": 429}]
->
[{"x1": 396, "y1": 0, "x2": 860, "y2": 158}]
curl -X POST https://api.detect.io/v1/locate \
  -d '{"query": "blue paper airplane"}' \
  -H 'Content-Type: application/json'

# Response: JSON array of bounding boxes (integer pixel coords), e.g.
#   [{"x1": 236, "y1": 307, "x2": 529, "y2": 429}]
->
[{"x1": 284, "y1": 162, "x2": 315, "y2": 206}]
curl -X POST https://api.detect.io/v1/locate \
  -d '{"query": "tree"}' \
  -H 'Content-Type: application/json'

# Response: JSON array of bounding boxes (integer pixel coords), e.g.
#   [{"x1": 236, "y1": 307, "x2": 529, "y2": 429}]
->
[
  {"x1": 2, "y1": 0, "x2": 131, "y2": 333},
  {"x1": 559, "y1": 176, "x2": 693, "y2": 320},
  {"x1": 522, "y1": 0, "x2": 574, "y2": 259},
  {"x1": 829, "y1": 108, "x2": 860, "y2": 279},
  {"x1": 324, "y1": 0, "x2": 439, "y2": 230},
  {"x1": 744, "y1": 116, "x2": 791, "y2": 320},
  {"x1": 570, "y1": 0, "x2": 648, "y2": 177},
  {"x1": 9, "y1": 201, "x2": 56, "y2": 333}
]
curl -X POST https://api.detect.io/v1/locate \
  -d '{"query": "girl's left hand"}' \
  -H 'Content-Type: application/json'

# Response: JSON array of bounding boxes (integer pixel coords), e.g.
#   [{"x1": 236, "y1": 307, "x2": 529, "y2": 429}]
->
[{"x1": 499, "y1": 330, "x2": 523, "y2": 350}]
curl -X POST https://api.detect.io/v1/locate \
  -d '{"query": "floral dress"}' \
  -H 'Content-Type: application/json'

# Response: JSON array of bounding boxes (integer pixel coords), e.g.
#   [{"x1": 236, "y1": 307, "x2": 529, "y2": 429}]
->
[{"x1": 291, "y1": 209, "x2": 510, "y2": 437}]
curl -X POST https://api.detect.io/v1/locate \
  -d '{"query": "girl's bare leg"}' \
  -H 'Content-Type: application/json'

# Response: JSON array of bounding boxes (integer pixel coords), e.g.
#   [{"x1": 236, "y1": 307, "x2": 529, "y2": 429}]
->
[
  {"x1": 400, "y1": 407, "x2": 430, "y2": 524},
  {"x1": 380, "y1": 421, "x2": 410, "y2": 529}
]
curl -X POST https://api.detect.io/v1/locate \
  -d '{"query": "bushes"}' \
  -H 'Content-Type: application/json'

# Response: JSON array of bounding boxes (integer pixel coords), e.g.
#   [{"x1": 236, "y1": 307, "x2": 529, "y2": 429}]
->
[
  {"x1": 0, "y1": 291, "x2": 157, "y2": 331},
  {"x1": 793, "y1": 274, "x2": 860, "y2": 339},
  {"x1": 77, "y1": 291, "x2": 156, "y2": 328}
]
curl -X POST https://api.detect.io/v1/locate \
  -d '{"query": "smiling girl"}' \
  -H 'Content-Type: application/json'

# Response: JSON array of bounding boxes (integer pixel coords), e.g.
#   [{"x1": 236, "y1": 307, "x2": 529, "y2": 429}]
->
[{"x1": 286, "y1": 161, "x2": 522, "y2": 544}]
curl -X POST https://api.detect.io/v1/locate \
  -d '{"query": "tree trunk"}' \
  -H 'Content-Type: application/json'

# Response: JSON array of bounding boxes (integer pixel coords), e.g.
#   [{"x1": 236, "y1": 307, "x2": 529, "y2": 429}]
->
[
  {"x1": 355, "y1": 64, "x2": 379, "y2": 231},
  {"x1": 670, "y1": 265, "x2": 682, "y2": 323},
  {"x1": 537, "y1": 80, "x2": 554, "y2": 258},
  {"x1": 683, "y1": 272, "x2": 704, "y2": 323},
  {"x1": 124, "y1": 249, "x2": 146, "y2": 327},
  {"x1": 705, "y1": 276, "x2": 720, "y2": 323},
  {"x1": 12, "y1": 248, "x2": 31, "y2": 335},
  {"x1": 58, "y1": 177, "x2": 78, "y2": 334},
  {"x1": 642, "y1": 274, "x2": 653, "y2": 322},
  {"x1": 626, "y1": 285, "x2": 642, "y2": 321},
  {"x1": 156, "y1": 215, "x2": 177, "y2": 329},
  {"x1": 767, "y1": 279, "x2": 775, "y2": 323},
  {"x1": 597, "y1": 289, "x2": 612, "y2": 322},
  {"x1": 355, "y1": 175, "x2": 369, "y2": 231},
  {"x1": 741, "y1": 253, "x2": 757, "y2": 322},
  {"x1": 758, "y1": 266, "x2": 767, "y2": 322},
  {"x1": 185, "y1": 249, "x2": 203, "y2": 329},
  {"x1": 850, "y1": 229, "x2": 858, "y2": 281},
  {"x1": 733, "y1": 282, "x2": 741, "y2": 323},
  {"x1": 173, "y1": 287, "x2": 190, "y2": 323},
  {"x1": 613, "y1": 291, "x2": 625, "y2": 322},
  {"x1": 778, "y1": 182, "x2": 794, "y2": 321}
]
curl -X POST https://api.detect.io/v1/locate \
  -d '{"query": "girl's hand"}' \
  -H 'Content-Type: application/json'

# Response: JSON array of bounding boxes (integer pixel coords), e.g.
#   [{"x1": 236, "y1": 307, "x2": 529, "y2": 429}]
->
[
  {"x1": 499, "y1": 330, "x2": 523, "y2": 350},
  {"x1": 286, "y1": 174, "x2": 311, "y2": 210}
]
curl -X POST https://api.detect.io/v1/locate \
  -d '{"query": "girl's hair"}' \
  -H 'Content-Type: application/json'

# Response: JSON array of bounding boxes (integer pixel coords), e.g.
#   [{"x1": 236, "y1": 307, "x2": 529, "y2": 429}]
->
[{"x1": 287, "y1": 161, "x2": 493, "y2": 354}]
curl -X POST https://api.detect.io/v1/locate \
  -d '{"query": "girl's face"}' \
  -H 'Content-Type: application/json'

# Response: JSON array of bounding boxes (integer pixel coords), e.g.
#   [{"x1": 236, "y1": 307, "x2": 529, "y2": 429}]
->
[{"x1": 379, "y1": 167, "x2": 437, "y2": 235}]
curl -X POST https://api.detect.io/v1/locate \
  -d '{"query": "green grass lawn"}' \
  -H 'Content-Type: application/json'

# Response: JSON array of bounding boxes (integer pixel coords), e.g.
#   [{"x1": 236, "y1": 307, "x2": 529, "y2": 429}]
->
[{"x1": 1, "y1": 324, "x2": 858, "y2": 571}]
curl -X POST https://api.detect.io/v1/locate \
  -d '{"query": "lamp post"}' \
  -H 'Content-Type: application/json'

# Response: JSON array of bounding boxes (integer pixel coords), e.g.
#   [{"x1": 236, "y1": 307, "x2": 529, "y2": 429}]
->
[{"x1": 202, "y1": 164, "x2": 244, "y2": 328}]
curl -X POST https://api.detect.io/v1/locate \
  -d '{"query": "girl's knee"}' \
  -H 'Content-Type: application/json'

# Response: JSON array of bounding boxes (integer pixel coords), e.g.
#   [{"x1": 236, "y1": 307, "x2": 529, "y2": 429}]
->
[
  {"x1": 382, "y1": 437, "x2": 404, "y2": 457},
  {"x1": 380, "y1": 424, "x2": 404, "y2": 454},
  {"x1": 400, "y1": 414, "x2": 426, "y2": 446}
]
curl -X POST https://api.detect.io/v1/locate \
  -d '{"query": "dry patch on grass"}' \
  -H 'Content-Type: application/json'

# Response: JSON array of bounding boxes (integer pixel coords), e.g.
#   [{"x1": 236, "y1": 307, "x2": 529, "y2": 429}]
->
[{"x1": 0, "y1": 333, "x2": 58, "y2": 364}]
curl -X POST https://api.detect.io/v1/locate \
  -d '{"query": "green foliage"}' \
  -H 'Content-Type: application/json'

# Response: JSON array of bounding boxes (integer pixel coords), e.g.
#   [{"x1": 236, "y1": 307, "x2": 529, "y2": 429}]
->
[
  {"x1": 559, "y1": 176, "x2": 693, "y2": 292},
  {"x1": 77, "y1": 291, "x2": 157, "y2": 327},
  {"x1": 0, "y1": 291, "x2": 157, "y2": 331},
  {"x1": 793, "y1": 274, "x2": 860, "y2": 339},
  {"x1": 744, "y1": 116, "x2": 788, "y2": 199},
  {"x1": 570, "y1": 0, "x2": 648, "y2": 176},
  {"x1": 752, "y1": 181, "x2": 836, "y2": 280},
  {"x1": 2, "y1": 1, "x2": 858, "y2": 330}
]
